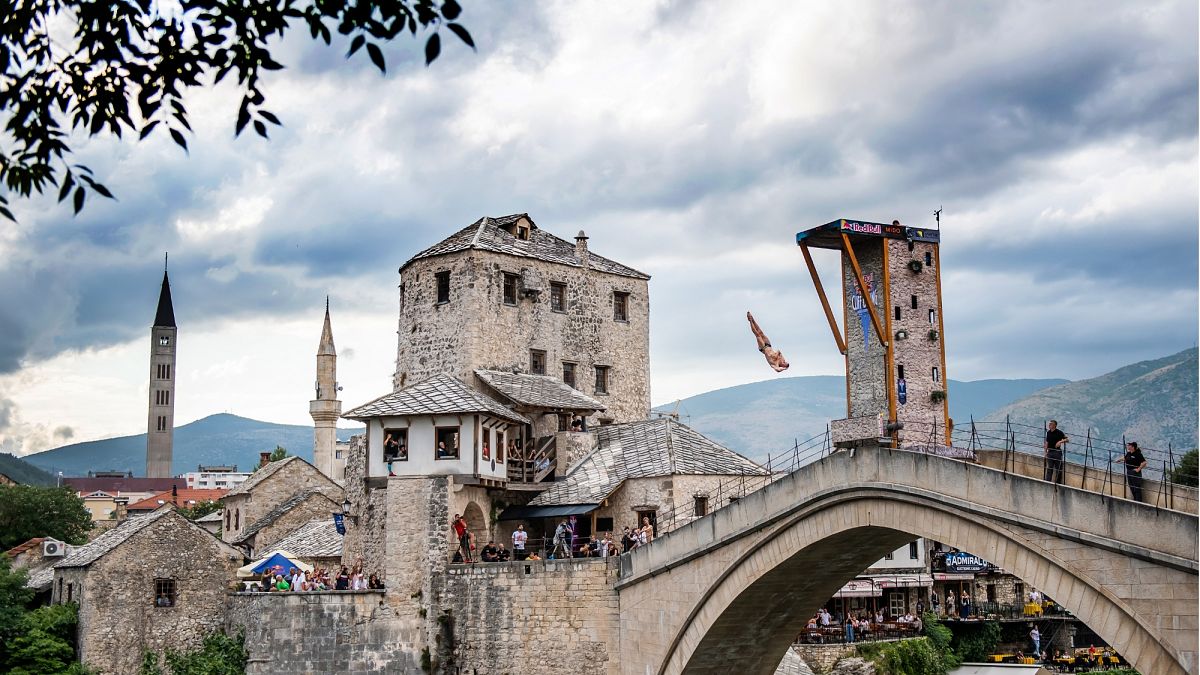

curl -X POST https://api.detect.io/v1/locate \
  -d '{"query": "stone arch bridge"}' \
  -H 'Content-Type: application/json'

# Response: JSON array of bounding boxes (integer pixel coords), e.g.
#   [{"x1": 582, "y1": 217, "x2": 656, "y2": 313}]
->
[{"x1": 615, "y1": 446, "x2": 1198, "y2": 675}]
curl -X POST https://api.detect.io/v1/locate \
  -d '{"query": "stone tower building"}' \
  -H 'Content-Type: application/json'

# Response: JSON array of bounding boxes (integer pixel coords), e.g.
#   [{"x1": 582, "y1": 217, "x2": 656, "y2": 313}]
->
[
  {"x1": 394, "y1": 214, "x2": 651, "y2": 426},
  {"x1": 797, "y1": 219, "x2": 949, "y2": 446},
  {"x1": 310, "y1": 299, "x2": 342, "y2": 480},
  {"x1": 146, "y1": 267, "x2": 177, "y2": 478}
]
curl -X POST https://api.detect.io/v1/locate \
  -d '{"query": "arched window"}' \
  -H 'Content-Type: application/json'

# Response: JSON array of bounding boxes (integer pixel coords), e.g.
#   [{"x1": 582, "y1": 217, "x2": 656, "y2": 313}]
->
[
  {"x1": 234, "y1": 510, "x2": 240, "y2": 530},
  {"x1": 225, "y1": 510, "x2": 231, "y2": 529}
]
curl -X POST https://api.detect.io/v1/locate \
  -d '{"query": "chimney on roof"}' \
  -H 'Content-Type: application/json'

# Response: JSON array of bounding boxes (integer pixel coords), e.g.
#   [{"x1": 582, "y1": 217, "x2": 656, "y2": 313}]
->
[
  {"x1": 171, "y1": 484, "x2": 178, "y2": 501},
  {"x1": 259, "y1": 452, "x2": 271, "y2": 468},
  {"x1": 114, "y1": 499, "x2": 128, "y2": 522},
  {"x1": 575, "y1": 230, "x2": 589, "y2": 269}
]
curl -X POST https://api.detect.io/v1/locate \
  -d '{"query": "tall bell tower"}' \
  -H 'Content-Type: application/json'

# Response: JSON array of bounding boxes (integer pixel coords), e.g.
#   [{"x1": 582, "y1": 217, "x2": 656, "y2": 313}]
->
[
  {"x1": 310, "y1": 298, "x2": 341, "y2": 478},
  {"x1": 146, "y1": 257, "x2": 177, "y2": 478}
]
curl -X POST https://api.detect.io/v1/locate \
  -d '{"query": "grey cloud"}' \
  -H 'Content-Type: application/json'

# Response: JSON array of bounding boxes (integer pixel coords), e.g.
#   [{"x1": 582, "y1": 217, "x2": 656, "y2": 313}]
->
[
  {"x1": 0, "y1": 397, "x2": 13, "y2": 430},
  {"x1": 54, "y1": 426, "x2": 74, "y2": 440}
]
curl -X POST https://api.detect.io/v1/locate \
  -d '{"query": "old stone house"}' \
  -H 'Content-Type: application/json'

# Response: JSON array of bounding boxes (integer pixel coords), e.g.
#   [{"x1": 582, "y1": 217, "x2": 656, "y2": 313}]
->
[
  {"x1": 394, "y1": 213, "x2": 651, "y2": 430},
  {"x1": 268, "y1": 518, "x2": 343, "y2": 570},
  {"x1": 231, "y1": 489, "x2": 341, "y2": 558},
  {"x1": 51, "y1": 507, "x2": 243, "y2": 674},
  {"x1": 220, "y1": 456, "x2": 343, "y2": 545}
]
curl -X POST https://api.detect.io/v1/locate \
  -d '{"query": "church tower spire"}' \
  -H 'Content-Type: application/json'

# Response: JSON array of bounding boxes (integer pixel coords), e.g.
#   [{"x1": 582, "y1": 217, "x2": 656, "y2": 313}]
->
[
  {"x1": 311, "y1": 297, "x2": 342, "y2": 479},
  {"x1": 146, "y1": 258, "x2": 177, "y2": 478}
]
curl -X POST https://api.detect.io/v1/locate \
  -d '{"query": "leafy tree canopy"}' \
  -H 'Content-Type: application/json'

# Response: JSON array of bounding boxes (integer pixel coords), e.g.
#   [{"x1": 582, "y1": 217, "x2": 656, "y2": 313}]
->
[
  {"x1": 139, "y1": 630, "x2": 247, "y2": 675},
  {"x1": 0, "y1": 485, "x2": 94, "y2": 550},
  {"x1": 176, "y1": 499, "x2": 221, "y2": 521},
  {"x1": 268, "y1": 445, "x2": 289, "y2": 463},
  {"x1": 0, "y1": 0, "x2": 473, "y2": 220},
  {"x1": 1172, "y1": 449, "x2": 1198, "y2": 487}
]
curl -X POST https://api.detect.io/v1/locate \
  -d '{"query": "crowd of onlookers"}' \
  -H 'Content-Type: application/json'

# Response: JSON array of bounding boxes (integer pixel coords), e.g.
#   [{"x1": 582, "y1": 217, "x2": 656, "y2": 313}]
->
[
  {"x1": 450, "y1": 514, "x2": 659, "y2": 563},
  {"x1": 250, "y1": 560, "x2": 384, "y2": 592}
]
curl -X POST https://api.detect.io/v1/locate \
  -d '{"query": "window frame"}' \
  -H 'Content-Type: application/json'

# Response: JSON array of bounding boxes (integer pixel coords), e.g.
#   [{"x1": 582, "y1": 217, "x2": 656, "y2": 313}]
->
[
  {"x1": 435, "y1": 271, "x2": 450, "y2": 304},
  {"x1": 549, "y1": 282, "x2": 567, "y2": 313},
  {"x1": 693, "y1": 495, "x2": 709, "y2": 517},
  {"x1": 502, "y1": 273, "x2": 518, "y2": 306},
  {"x1": 530, "y1": 349, "x2": 547, "y2": 376},
  {"x1": 434, "y1": 426, "x2": 461, "y2": 461},
  {"x1": 154, "y1": 578, "x2": 176, "y2": 608},
  {"x1": 909, "y1": 541, "x2": 919, "y2": 559},
  {"x1": 562, "y1": 362, "x2": 577, "y2": 389},
  {"x1": 613, "y1": 291, "x2": 629, "y2": 322},
  {"x1": 594, "y1": 365, "x2": 610, "y2": 395},
  {"x1": 383, "y1": 428, "x2": 409, "y2": 463}
]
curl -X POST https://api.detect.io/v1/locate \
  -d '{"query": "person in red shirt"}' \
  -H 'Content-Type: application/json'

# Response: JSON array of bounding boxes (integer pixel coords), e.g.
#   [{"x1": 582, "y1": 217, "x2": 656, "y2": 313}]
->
[{"x1": 452, "y1": 514, "x2": 471, "y2": 563}]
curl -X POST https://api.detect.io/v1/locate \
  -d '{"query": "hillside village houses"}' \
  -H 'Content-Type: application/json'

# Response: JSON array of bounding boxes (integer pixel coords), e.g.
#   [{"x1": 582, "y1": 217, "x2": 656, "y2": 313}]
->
[{"x1": 7, "y1": 213, "x2": 1052, "y2": 673}]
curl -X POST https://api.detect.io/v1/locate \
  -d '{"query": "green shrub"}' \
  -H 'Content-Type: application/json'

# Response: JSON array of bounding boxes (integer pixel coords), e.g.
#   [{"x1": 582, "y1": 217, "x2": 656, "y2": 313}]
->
[
  {"x1": 921, "y1": 613, "x2": 960, "y2": 667},
  {"x1": 855, "y1": 637, "x2": 951, "y2": 675},
  {"x1": 1171, "y1": 449, "x2": 1198, "y2": 487},
  {"x1": 951, "y1": 621, "x2": 1001, "y2": 662},
  {"x1": 140, "y1": 630, "x2": 247, "y2": 675}
]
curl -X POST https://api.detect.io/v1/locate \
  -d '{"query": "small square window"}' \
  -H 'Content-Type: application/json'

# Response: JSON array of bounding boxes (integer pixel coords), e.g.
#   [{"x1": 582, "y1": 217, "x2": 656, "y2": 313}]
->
[
  {"x1": 154, "y1": 578, "x2": 176, "y2": 607},
  {"x1": 928, "y1": 309, "x2": 936, "y2": 325},
  {"x1": 932, "y1": 366, "x2": 941, "y2": 383},
  {"x1": 909, "y1": 541, "x2": 919, "y2": 559},
  {"x1": 911, "y1": 295, "x2": 918, "y2": 309},
  {"x1": 925, "y1": 252, "x2": 933, "y2": 266},
  {"x1": 159, "y1": 335, "x2": 170, "y2": 346},
  {"x1": 694, "y1": 496, "x2": 708, "y2": 517},
  {"x1": 613, "y1": 292, "x2": 629, "y2": 322},
  {"x1": 435, "y1": 427, "x2": 460, "y2": 460},
  {"x1": 594, "y1": 366, "x2": 610, "y2": 394},
  {"x1": 436, "y1": 271, "x2": 450, "y2": 304},
  {"x1": 894, "y1": 306, "x2": 901, "y2": 321},
  {"x1": 530, "y1": 350, "x2": 546, "y2": 375},
  {"x1": 550, "y1": 282, "x2": 566, "y2": 313},
  {"x1": 884, "y1": 551, "x2": 894, "y2": 560},
  {"x1": 383, "y1": 429, "x2": 408, "y2": 463},
  {"x1": 562, "y1": 362, "x2": 576, "y2": 389},
  {"x1": 502, "y1": 274, "x2": 518, "y2": 306}
]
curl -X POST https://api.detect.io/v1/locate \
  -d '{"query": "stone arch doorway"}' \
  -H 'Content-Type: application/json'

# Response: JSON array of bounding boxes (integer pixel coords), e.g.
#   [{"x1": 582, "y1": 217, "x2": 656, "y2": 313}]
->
[
  {"x1": 634, "y1": 493, "x2": 1193, "y2": 675},
  {"x1": 463, "y1": 501, "x2": 487, "y2": 547}
]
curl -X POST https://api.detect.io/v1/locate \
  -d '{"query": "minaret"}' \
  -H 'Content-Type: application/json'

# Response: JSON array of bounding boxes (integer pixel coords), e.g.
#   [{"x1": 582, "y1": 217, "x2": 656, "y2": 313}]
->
[
  {"x1": 310, "y1": 298, "x2": 341, "y2": 478},
  {"x1": 146, "y1": 257, "x2": 177, "y2": 478}
]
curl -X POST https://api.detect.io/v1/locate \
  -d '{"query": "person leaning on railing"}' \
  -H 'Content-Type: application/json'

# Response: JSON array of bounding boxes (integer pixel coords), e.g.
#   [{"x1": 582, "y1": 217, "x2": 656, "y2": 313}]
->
[{"x1": 1115, "y1": 441, "x2": 1148, "y2": 502}]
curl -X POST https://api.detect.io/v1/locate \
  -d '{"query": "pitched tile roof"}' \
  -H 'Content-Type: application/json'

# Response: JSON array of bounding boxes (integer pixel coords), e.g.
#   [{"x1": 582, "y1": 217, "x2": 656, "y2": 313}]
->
[
  {"x1": 55, "y1": 508, "x2": 175, "y2": 569},
  {"x1": 475, "y1": 370, "x2": 606, "y2": 412},
  {"x1": 4, "y1": 537, "x2": 47, "y2": 558},
  {"x1": 26, "y1": 564, "x2": 55, "y2": 591},
  {"x1": 234, "y1": 490, "x2": 339, "y2": 545},
  {"x1": 63, "y1": 477, "x2": 186, "y2": 495},
  {"x1": 342, "y1": 373, "x2": 529, "y2": 424},
  {"x1": 224, "y1": 456, "x2": 334, "y2": 498},
  {"x1": 127, "y1": 488, "x2": 228, "y2": 511},
  {"x1": 529, "y1": 418, "x2": 769, "y2": 506},
  {"x1": 400, "y1": 214, "x2": 650, "y2": 280},
  {"x1": 269, "y1": 519, "x2": 343, "y2": 559},
  {"x1": 195, "y1": 510, "x2": 224, "y2": 523}
]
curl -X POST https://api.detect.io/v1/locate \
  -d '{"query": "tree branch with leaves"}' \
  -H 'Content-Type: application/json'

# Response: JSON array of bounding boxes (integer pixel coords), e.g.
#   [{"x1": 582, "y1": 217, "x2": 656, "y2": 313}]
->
[{"x1": 0, "y1": 0, "x2": 473, "y2": 220}]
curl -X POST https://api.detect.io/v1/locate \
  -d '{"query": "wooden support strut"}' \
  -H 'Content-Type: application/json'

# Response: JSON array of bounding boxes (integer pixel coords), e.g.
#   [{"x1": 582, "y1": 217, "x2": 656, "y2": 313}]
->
[
  {"x1": 841, "y1": 232, "x2": 888, "y2": 349},
  {"x1": 799, "y1": 242, "x2": 847, "y2": 355}
]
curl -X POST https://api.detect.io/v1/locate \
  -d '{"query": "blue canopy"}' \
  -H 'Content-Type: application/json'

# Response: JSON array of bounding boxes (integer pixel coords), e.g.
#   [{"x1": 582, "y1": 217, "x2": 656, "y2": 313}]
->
[{"x1": 237, "y1": 550, "x2": 311, "y2": 578}]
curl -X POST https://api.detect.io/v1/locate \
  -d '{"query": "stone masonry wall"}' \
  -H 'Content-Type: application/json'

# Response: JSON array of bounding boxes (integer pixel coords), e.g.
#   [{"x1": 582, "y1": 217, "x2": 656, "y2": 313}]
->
[
  {"x1": 842, "y1": 243, "x2": 887, "y2": 420},
  {"x1": 396, "y1": 245, "x2": 651, "y2": 425},
  {"x1": 68, "y1": 512, "x2": 242, "y2": 674},
  {"x1": 885, "y1": 238, "x2": 947, "y2": 444},
  {"x1": 442, "y1": 558, "x2": 621, "y2": 675},
  {"x1": 250, "y1": 492, "x2": 340, "y2": 556},
  {"x1": 223, "y1": 460, "x2": 344, "y2": 545},
  {"x1": 226, "y1": 591, "x2": 400, "y2": 674}
]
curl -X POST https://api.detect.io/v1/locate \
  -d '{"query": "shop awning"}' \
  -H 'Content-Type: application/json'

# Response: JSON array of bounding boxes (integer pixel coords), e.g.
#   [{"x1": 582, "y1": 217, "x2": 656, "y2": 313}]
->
[
  {"x1": 497, "y1": 504, "x2": 599, "y2": 521},
  {"x1": 874, "y1": 574, "x2": 934, "y2": 589},
  {"x1": 830, "y1": 579, "x2": 879, "y2": 598}
]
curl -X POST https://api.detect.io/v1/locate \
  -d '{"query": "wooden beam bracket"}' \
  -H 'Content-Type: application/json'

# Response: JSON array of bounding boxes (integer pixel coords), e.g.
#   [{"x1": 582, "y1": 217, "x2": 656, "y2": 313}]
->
[
  {"x1": 841, "y1": 233, "x2": 888, "y2": 349},
  {"x1": 799, "y1": 242, "x2": 847, "y2": 355}
]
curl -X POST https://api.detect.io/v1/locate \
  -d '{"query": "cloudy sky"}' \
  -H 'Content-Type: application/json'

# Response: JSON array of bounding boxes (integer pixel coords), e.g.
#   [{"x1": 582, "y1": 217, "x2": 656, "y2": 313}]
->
[{"x1": 1, "y1": 0, "x2": 1196, "y2": 457}]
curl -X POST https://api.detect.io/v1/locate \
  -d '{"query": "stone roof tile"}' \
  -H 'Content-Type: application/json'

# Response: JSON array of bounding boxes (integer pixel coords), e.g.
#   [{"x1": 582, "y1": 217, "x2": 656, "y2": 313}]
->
[
  {"x1": 55, "y1": 508, "x2": 174, "y2": 569},
  {"x1": 528, "y1": 418, "x2": 768, "y2": 506},
  {"x1": 400, "y1": 215, "x2": 650, "y2": 280},
  {"x1": 269, "y1": 519, "x2": 343, "y2": 559},
  {"x1": 342, "y1": 373, "x2": 529, "y2": 424},
  {"x1": 475, "y1": 370, "x2": 606, "y2": 412},
  {"x1": 234, "y1": 489, "x2": 338, "y2": 545}
]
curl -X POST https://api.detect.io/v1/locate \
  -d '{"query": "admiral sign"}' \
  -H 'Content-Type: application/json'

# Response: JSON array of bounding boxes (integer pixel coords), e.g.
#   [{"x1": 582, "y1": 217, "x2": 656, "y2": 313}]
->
[{"x1": 943, "y1": 552, "x2": 989, "y2": 573}]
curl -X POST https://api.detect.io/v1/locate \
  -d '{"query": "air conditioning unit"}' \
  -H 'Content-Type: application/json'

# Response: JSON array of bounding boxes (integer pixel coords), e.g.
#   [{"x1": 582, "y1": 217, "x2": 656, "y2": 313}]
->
[{"x1": 42, "y1": 540, "x2": 65, "y2": 557}]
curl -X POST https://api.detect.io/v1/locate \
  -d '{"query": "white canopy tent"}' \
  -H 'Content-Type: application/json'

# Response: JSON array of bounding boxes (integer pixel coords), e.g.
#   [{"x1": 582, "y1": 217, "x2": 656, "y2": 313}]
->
[{"x1": 236, "y1": 550, "x2": 314, "y2": 578}]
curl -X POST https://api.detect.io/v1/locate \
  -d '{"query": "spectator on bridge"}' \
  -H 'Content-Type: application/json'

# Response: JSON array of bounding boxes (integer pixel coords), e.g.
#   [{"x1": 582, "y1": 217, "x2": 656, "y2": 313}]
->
[
  {"x1": 600, "y1": 531, "x2": 615, "y2": 557},
  {"x1": 1116, "y1": 441, "x2": 1148, "y2": 502},
  {"x1": 960, "y1": 589, "x2": 971, "y2": 618},
  {"x1": 552, "y1": 520, "x2": 572, "y2": 559},
  {"x1": 497, "y1": 543, "x2": 511, "y2": 562},
  {"x1": 946, "y1": 592, "x2": 955, "y2": 617},
  {"x1": 512, "y1": 524, "x2": 528, "y2": 560},
  {"x1": 621, "y1": 527, "x2": 635, "y2": 553},
  {"x1": 1044, "y1": 420, "x2": 1068, "y2": 484},
  {"x1": 368, "y1": 573, "x2": 384, "y2": 589},
  {"x1": 1030, "y1": 626, "x2": 1041, "y2": 658},
  {"x1": 335, "y1": 566, "x2": 350, "y2": 590},
  {"x1": 481, "y1": 540, "x2": 499, "y2": 562}
]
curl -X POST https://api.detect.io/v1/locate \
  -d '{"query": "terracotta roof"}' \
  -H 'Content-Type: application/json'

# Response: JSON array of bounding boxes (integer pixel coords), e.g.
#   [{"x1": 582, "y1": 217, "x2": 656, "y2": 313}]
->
[
  {"x1": 342, "y1": 373, "x2": 529, "y2": 425},
  {"x1": 475, "y1": 370, "x2": 606, "y2": 412},
  {"x1": 63, "y1": 477, "x2": 186, "y2": 495},
  {"x1": 4, "y1": 538, "x2": 46, "y2": 558},
  {"x1": 400, "y1": 214, "x2": 650, "y2": 280},
  {"x1": 269, "y1": 519, "x2": 342, "y2": 559},
  {"x1": 234, "y1": 490, "x2": 339, "y2": 545},
  {"x1": 55, "y1": 509, "x2": 175, "y2": 568},
  {"x1": 529, "y1": 418, "x2": 768, "y2": 506},
  {"x1": 224, "y1": 456, "x2": 335, "y2": 498},
  {"x1": 127, "y1": 488, "x2": 228, "y2": 511}
]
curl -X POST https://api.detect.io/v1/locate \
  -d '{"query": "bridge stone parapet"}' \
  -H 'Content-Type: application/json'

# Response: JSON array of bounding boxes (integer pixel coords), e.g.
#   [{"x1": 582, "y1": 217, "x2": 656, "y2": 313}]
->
[{"x1": 616, "y1": 446, "x2": 1198, "y2": 675}]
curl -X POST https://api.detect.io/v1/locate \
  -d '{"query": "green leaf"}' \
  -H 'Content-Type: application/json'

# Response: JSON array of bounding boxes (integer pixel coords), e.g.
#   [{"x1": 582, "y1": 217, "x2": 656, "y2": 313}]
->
[
  {"x1": 73, "y1": 187, "x2": 85, "y2": 214},
  {"x1": 139, "y1": 120, "x2": 160, "y2": 139},
  {"x1": 253, "y1": 120, "x2": 268, "y2": 138},
  {"x1": 442, "y1": 0, "x2": 462, "y2": 20},
  {"x1": 424, "y1": 33, "x2": 441, "y2": 65},
  {"x1": 348, "y1": 34, "x2": 365, "y2": 57},
  {"x1": 447, "y1": 23, "x2": 474, "y2": 49},
  {"x1": 170, "y1": 128, "x2": 188, "y2": 151},
  {"x1": 367, "y1": 43, "x2": 386, "y2": 73},
  {"x1": 58, "y1": 173, "x2": 75, "y2": 203},
  {"x1": 259, "y1": 110, "x2": 280, "y2": 125}
]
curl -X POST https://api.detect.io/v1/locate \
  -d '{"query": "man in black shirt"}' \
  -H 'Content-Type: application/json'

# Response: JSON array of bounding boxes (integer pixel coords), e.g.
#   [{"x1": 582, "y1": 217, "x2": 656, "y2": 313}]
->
[
  {"x1": 1044, "y1": 420, "x2": 1068, "y2": 484},
  {"x1": 481, "y1": 540, "x2": 499, "y2": 562},
  {"x1": 1116, "y1": 441, "x2": 1148, "y2": 502}
]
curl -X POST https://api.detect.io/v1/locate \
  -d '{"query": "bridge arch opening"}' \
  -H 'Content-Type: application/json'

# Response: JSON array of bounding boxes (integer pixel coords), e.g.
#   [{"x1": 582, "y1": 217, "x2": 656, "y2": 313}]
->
[{"x1": 648, "y1": 494, "x2": 1189, "y2": 675}]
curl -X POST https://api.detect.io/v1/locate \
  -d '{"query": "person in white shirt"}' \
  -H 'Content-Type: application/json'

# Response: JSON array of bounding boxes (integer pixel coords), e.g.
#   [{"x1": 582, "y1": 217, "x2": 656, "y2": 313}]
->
[
  {"x1": 291, "y1": 569, "x2": 306, "y2": 592},
  {"x1": 819, "y1": 608, "x2": 831, "y2": 626},
  {"x1": 511, "y1": 525, "x2": 528, "y2": 560}
]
